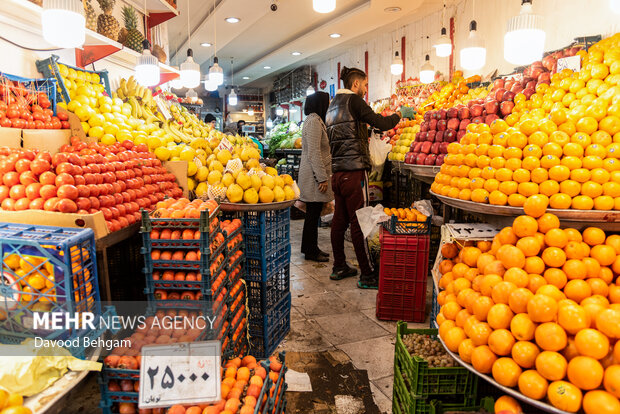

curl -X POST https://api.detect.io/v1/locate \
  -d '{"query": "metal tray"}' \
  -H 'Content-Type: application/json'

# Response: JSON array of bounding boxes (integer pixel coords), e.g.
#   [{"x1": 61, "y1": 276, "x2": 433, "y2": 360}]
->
[
  {"x1": 402, "y1": 163, "x2": 440, "y2": 177},
  {"x1": 431, "y1": 191, "x2": 620, "y2": 223},
  {"x1": 219, "y1": 199, "x2": 297, "y2": 212},
  {"x1": 437, "y1": 336, "x2": 570, "y2": 414}
]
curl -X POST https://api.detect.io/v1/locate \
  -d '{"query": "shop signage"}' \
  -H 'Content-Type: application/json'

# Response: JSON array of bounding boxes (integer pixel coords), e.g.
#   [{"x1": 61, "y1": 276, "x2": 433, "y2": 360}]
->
[
  {"x1": 557, "y1": 56, "x2": 581, "y2": 73},
  {"x1": 138, "y1": 341, "x2": 221, "y2": 408}
]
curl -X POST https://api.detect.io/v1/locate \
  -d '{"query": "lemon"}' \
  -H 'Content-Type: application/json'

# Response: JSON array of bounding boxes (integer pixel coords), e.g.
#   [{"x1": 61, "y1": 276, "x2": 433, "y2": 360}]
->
[
  {"x1": 250, "y1": 175, "x2": 262, "y2": 191},
  {"x1": 195, "y1": 166, "x2": 209, "y2": 182},
  {"x1": 262, "y1": 175, "x2": 275, "y2": 190},
  {"x1": 154, "y1": 147, "x2": 170, "y2": 161},
  {"x1": 207, "y1": 170, "x2": 222, "y2": 185},
  {"x1": 134, "y1": 136, "x2": 147, "y2": 146},
  {"x1": 226, "y1": 184, "x2": 244, "y2": 203},
  {"x1": 265, "y1": 167, "x2": 278, "y2": 176},
  {"x1": 281, "y1": 174, "x2": 294, "y2": 186},
  {"x1": 222, "y1": 172, "x2": 234, "y2": 187},
  {"x1": 88, "y1": 114, "x2": 105, "y2": 127},
  {"x1": 99, "y1": 103, "x2": 112, "y2": 113},
  {"x1": 236, "y1": 172, "x2": 251, "y2": 190},
  {"x1": 100, "y1": 134, "x2": 116, "y2": 145},
  {"x1": 195, "y1": 182, "x2": 208, "y2": 197},
  {"x1": 117, "y1": 130, "x2": 133, "y2": 142},
  {"x1": 259, "y1": 186, "x2": 275, "y2": 203},
  {"x1": 74, "y1": 106, "x2": 92, "y2": 122},
  {"x1": 88, "y1": 126, "x2": 104, "y2": 139},
  {"x1": 273, "y1": 186, "x2": 285, "y2": 202},
  {"x1": 284, "y1": 185, "x2": 296, "y2": 200},
  {"x1": 81, "y1": 122, "x2": 90, "y2": 134},
  {"x1": 187, "y1": 177, "x2": 196, "y2": 191},
  {"x1": 180, "y1": 147, "x2": 196, "y2": 162},
  {"x1": 187, "y1": 161, "x2": 198, "y2": 176},
  {"x1": 274, "y1": 176, "x2": 284, "y2": 188},
  {"x1": 147, "y1": 136, "x2": 162, "y2": 150},
  {"x1": 243, "y1": 188, "x2": 259, "y2": 204}
]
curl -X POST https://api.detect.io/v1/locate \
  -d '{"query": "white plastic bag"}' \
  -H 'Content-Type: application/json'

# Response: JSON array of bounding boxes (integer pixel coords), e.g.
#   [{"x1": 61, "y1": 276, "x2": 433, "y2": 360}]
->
[
  {"x1": 355, "y1": 204, "x2": 390, "y2": 239},
  {"x1": 413, "y1": 200, "x2": 434, "y2": 217},
  {"x1": 368, "y1": 132, "x2": 392, "y2": 181}
]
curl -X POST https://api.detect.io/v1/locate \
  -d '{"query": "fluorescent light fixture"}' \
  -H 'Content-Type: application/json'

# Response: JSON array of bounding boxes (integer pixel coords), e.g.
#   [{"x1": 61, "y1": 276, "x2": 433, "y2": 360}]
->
[
  {"x1": 180, "y1": 48, "x2": 201, "y2": 88},
  {"x1": 434, "y1": 27, "x2": 451, "y2": 57},
  {"x1": 306, "y1": 85, "x2": 315, "y2": 96},
  {"x1": 264, "y1": 66, "x2": 271, "y2": 69},
  {"x1": 225, "y1": 17, "x2": 240, "y2": 23},
  {"x1": 276, "y1": 106, "x2": 284, "y2": 116},
  {"x1": 460, "y1": 20, "x2": 486, "y2": 71},
  {"x1": 42, "y1": 0, "x2": 85, "y2": 48},
  {"x1": 391, "y1": 51, "x2": 403, "y2": 76},
  {"x1": 242, "y1": 76, "x2": 250, "y2": 80},
  {"x1": 504, "y1": 0, "x2": 545, "y2": 65},
  {"x1": 329, "y1": 33, "x2": 341, "y2": 38},
  {"x1": 292, "y1": 52, "x2": 302, "y2": 56},
  {"x1": 313, "y1": 0, "x2": 336, "y2": 13},
  {"x1": 209, "y1": 57, "x2": 224, "y2": 85},
  {"x1": 135, "y1": 41, "x2": 160, "y2": 87},
  {"x1": 420, "y1": 55, "x2": 434, "y2": 84},
  {"x1": 228, "y1": 89, "x2": 238, "y2": 106},
  {"x1": 200, "y1": 42, "x2": 212, "y2": 47}
]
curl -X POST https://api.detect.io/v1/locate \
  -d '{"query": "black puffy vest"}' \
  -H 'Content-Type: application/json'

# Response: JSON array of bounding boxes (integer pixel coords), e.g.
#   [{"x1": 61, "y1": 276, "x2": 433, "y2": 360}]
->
[{"x1": 325, "y1": 94, "x2": 370, "y2": 172}]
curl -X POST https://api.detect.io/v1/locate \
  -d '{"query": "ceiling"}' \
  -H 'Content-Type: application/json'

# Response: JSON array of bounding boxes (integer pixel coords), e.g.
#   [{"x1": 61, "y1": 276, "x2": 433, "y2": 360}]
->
[{"x1": 166, "y1": 0, "x2": 449, "y2": 90}]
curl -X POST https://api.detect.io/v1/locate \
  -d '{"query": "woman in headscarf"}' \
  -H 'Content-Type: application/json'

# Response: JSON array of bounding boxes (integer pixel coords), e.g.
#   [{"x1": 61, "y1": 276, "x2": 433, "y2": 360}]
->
[{"x1": 298, "y1": 91, "x2": 333, "y2": 262}]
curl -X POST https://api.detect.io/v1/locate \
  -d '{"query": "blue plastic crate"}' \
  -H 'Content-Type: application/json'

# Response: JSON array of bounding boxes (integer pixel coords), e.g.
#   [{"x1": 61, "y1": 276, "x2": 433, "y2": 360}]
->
[
  {"x1": 35, "y1": 54, "x2": 111, "y2": 104},
  {"x1": 430, "y1": 283, "x2": 439, "y2": 329},
  {"x1": 249, "y1": 294, "x2": 291, "y2": 358},
  {"x1": 246, "y1": 244, "x2": 291, "y2": 282},
  {"x1": 245, "y1": 223, "x2": 290, "y2": 260},
  {"x1": 247, "y1": 266, "x2": 290, "y2": 324},
  {"x1": 0, "y1": 71, "x2": 58, "y2": 115},
  {"x1": 0, "y1": 223, "x2": 101, "y2": 344},
  {"x1": 254, "y1": 352, "x2": 287, "y2": 414},
  {"x1": 243, "y1": 208, "x2": 290, "y2": 235},
  {"x1": 140, "y1": 208, "x2": 219, "y2": 233}
]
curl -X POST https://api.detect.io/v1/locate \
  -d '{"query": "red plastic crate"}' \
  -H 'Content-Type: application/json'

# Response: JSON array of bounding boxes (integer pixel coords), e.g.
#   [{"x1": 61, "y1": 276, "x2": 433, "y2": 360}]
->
[{"x1": 377, "y1": 228, "x2": 430, "y2": 322}]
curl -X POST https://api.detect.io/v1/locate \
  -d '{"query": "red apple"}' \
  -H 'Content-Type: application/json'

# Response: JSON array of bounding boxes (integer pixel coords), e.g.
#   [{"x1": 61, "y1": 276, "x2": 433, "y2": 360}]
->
[
  {"x1": 485, "y1": 100, "x2": 499, "y2": 115},
  {"x1": 500, "y1": 101, "x2": 515, "y2": 116},
  {"x1": 421, "y1": 142, "x2": 432, "y2": 154},
  {"x1": 470, "y1": 104, "x2": 483, "y2": 117},
  {"x1": 458, "y1": 107, "x2": 470, "y2": 120},
  {"x1": 435, "y1": 154, "x2": 446, "y2": 165},
  {"x1": 424, "y1": 154, "x2": 437, "y2": 165},
  {"x1": 447, "y1": 118, "x2": 460, "y2": 130},
  {"x1": 503, "y1": 90, "x2": 516, "y2": 102},
  {"x1": 459, "y1": 119, "x2": 470, "y2": 130},
  {"x1": 439, "y1": 142, "x2": 449, "y2": 154},
  {"x1": 446, "y1": 108, "x2": 458, "y2": 119}
]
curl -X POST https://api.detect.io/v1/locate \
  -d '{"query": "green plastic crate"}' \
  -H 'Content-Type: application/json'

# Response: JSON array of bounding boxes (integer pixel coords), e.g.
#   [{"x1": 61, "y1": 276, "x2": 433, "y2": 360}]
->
[
  {"x1": 429, "y1": 397, "x2": 495, "y2": 414},
  {"x1": 396, "y1": 322, "x2": 478, "y2": 398}
]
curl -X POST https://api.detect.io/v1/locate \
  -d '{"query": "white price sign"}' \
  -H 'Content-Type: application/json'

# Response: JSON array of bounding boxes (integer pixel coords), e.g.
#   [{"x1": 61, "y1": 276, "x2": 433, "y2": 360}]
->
[
  {"x1": 217, "y1": 136, "x2": 234, "y2": 152},
  {"x1": 155, "y1": 95, "x2": 172, "y2": 120},
  {"x1": 138, "y1": 341, "x2": 221, "y2": 408},
  {"x1": 556, "y1": 56, "x2": 581, "y2": 73}
]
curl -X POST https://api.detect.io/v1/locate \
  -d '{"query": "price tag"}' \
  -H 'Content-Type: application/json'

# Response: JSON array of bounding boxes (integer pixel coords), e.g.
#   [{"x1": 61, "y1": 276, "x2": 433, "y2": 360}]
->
[
  {"x1": 155, "y1": 95, "x2": 172, "y2": 120},
  {"x1": 557, "y1": 56, "x2": 581, "y2": 73},
  {"x1": 138, "y1": 341, "x2": 221, "y2": 408},
  {"x1": 217, "y1": 136, "x2": 234, "y2": 152}
]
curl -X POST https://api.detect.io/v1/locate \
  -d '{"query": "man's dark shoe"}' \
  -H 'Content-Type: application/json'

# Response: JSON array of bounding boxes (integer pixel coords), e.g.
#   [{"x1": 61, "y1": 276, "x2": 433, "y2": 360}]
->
[
  {"x1": 357, "y1": 279, "x2": 378, "y2": 289},
  {"x1": 330, "y1": 264, "x2": 358, "y2": 280}
]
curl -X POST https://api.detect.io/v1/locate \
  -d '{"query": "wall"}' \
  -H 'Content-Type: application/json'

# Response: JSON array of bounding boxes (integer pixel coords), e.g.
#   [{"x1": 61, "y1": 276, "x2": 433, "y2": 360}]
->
[{"x1": 315, "y1": 0, "x2": 620, "y2": 103}]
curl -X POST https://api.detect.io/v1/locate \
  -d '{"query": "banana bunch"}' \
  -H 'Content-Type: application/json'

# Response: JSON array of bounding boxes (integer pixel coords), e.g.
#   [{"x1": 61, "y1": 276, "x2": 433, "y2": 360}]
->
[{"x1": 117, "y1": 76, "x2": 154, "y2": 106}]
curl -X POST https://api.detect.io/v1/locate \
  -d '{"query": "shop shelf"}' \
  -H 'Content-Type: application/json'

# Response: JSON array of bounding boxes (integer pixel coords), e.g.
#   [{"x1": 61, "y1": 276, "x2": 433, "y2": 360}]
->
[
  {"x1": 377, "y1": 229, "x2": 430, "y2": 322},
  {"x1": 35, "y1": 54, "x2": 111, "y2": 104},
  {"x1": 247, "y1": 266, "x2": 290, "y2": 324},
  {"x1": 0, "y1": 71, "x2": 58, "y2": 115},
  {"x1": 0, "y1": 223, "x2": 101, "y2": 344},
  {"x1": 396, "y1": 322, "x2": 478, "y2": 399},
  {"x1": 246, "y1": 244, "x2": 291, "y2": 282},
  {"x1": 249, "y1": 293, "x2": 291, "y2": 358}
]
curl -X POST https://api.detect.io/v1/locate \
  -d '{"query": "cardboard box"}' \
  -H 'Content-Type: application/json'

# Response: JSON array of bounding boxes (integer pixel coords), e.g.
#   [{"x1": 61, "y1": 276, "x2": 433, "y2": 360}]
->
[
  {"x1": 0, "y1": 210, "x2": 110, "y2": 239},
  {"x1": 0, "y1": 127, "x2": 22, "y2": 148},
  {"x1": 22, "y1": 129, "x2": 71, "y2": 154},
  {"x1": 164, "y1": 160, "x2": 189, "y2": 197}
]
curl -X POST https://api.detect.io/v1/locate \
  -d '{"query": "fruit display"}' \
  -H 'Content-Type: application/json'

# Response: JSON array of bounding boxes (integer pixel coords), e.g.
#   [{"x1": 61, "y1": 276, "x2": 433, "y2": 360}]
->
[
  {"x1": 0, "y1": 78, "x2": 65, "y2": 130},
  {"x1": 0, "y1": 137, "x2": 182, "y2": 232},
  {"x1": 436, "y1": 208, "x2": 620, "y2": 413},
  {"x1": 386, "y1": 118, "x2": 420, "y2": 161},
  {"x1": 119, "y1": 6, "x2": 145, "y2": 53},
  {"x1": 84, "y1": 0, "x2": 97, "y2": 31},
  {"x1": 0, "y1": 390, "x2": 31, "y2": 414},
  {"x1": 432, "y1": 33, "x2": 620, "y2": 210},
  {"x1": 383, "y1": 206, "x2": 428, "y2": 222}
]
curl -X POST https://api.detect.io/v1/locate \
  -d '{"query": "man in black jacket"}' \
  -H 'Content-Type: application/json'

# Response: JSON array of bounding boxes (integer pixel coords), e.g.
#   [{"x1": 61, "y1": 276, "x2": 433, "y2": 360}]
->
[{"x1": 326, "y1": 67, "x2": 401, "y2": 289}]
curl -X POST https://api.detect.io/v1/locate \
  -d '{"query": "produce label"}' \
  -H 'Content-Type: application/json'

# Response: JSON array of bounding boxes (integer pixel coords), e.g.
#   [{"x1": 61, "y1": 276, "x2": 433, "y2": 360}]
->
[
  {"x1": 156, "y1": 95, "x2": 172, "y2": 120},
  {"x1": 217, "y1": 137, "x2": 234, "y2": 152},
  {"x1": 556, "y1": 56, "x2": 581, "y2": 73},
  {"x1": 139, "y1": 341, "x2": 221, "y2": 408}
]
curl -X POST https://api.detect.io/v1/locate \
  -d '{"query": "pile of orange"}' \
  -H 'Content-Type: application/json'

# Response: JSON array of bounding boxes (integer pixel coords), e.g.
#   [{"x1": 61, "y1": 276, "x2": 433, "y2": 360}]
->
[
  {"x1": 384, "y1": 207, "x2": 428, "y2": 222},
  {"x1": 437, "y1": 209, "x2": 620, "y2": 413},
  {"x1": 431, "y1": 32, "x2": 620, "y2": 211}
]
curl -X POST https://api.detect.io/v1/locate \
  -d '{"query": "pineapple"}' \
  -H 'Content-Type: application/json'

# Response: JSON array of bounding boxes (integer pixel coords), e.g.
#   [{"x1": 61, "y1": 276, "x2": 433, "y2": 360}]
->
[
  {"x1": 84, "y1": 0, "x2": 97, "y2": 31},
  {"x1": 121, "y1": 6, "x2": 145, "y2": 52},
  {"x1": 97, "y1": 0, "x2": 120, "y2": 41}
]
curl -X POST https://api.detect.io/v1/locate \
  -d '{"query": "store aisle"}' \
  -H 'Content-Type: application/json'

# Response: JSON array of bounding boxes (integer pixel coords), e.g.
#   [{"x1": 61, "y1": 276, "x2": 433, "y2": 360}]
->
[{"x1": 281, "y1": 219, "x2": 431, "y2": 414}]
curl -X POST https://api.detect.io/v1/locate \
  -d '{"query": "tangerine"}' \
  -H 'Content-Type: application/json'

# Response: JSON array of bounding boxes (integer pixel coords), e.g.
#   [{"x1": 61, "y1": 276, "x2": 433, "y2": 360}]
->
[
  {"x1": 547, "y1": 380, "x2": 582, "y2": 412},
  {"x1": 568, "y1": 356, "x2": 604, "y2": 390},
  {"x1": 518, "y1": 370, "x2": 548, "y2": 400}
]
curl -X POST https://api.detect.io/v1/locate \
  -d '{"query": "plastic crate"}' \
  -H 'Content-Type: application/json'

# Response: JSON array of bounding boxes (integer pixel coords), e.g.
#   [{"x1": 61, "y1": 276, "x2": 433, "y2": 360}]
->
[
  {"x1": 0, "y1": 223, "x2": 101, "y2": 344},
  {"x1": 0, "y1": 71, "x2": 58, "y2": 115},
  {"x1": 377, "y1": 230, "x2": 430, "y2": 322},
  {"x1": 430, "y1": 284, "x2": 439, "y2": 329},
  {"x1": 382, "y1": 215, "x2": 432, "y2": 235},
  {"x1": 249, "y1": 294, "x2": 291, "y2": 358},
  {"x1": 396, "y1": 323, "x2": 478, "y2": 399},
  {"x1": 35, "y1": 54, "x2": 111, "y2": 104},
  {"x1": 246, "y1": 244, "x2": 291, "y2": 282},
  {"x1": 247, "y1": 266, "x2": 290, "y2": 323},
  {"x1": 242, "y1": 208, "x2": 290, "y2": 236},
  {"x1": 430, "y1": 397, "x2": 494, "y2": 414},
  {"x1": 245, "y1": 224, "x2": 290, "y2": 259},
  {"x1": 254, "y1": 352, "x2": 287, "y2": 414}
]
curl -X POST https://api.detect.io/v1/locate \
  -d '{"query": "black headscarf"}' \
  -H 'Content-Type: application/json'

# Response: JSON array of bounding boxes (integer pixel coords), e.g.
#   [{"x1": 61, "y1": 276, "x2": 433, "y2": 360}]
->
[
  {"x1": 304, "y1": 91, "x2": 330, "y2": 123},
  {"x1": 204, "y1": 113, "x2": 216, "y2": 123}
]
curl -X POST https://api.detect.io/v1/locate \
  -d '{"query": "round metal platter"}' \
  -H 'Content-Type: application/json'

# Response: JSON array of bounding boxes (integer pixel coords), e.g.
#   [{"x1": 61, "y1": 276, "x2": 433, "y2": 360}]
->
[
  {"x1": 437, "y1": 336, "x2": 571, "y2": 414},
  {"x1": 219, "y1": 199, "x2": 298, "y2": 212},
  {"x1": 402, "y1": 164, "x2": 440, "y2": 177}
]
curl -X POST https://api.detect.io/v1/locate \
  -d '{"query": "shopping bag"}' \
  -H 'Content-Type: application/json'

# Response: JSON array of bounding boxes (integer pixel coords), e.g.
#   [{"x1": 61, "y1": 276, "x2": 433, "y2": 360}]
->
[{"x1": 368, "y1": 132, "x2": 392, "y2": 181}]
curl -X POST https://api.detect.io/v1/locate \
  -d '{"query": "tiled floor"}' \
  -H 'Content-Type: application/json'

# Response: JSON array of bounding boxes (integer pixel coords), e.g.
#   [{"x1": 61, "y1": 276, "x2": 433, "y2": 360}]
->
[{"x1": 281, "y1": 219, "x2": 431, "y2": 414}]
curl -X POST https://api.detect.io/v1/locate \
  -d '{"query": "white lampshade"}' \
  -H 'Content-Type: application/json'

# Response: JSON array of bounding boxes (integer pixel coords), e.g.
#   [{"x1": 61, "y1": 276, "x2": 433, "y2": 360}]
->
[
  {"x1": 169, "y1": 66, "x2": 183, "y2": 89},
  {"x1": 180, "y1": 49, "x2": 201, "y2": 88},
  {"x1": 276, "y1": 106, "x2": 284, "y2": 116},
  {"x1": 42, "y1": 0, "x2": 85, "y2": 48},
  {"x1": 504, "y1": 1, "x2": 545, "y2": 65},
  {"x1": 266, "y1": 118, "x2": 273, "y2": 128},
  {"x1": 209, "y1": 58, "x2": 224, "y2": 86},
  {"x1": 612, "y1": 0, "x2": 620, "y2": 13},
  {"x1": 248, "y1": 109, "x2": 255, "y2": 116},
  {"x1": 204, "y1": 76, "x2": 218, "y2": 92},
  {"x1": 460, "y1": 21, "x2": 486, "y2": 71},
  {"x1": 289, "y1": 107, "x2": 297, "y2": 114},
  {"x1": 306, "y1": 85, "x2": 316, "y2": 96},
  {"x1": 228, "y1": 89, "x2": 238, "y2": 106},
  {"x1": 313, "y1": 0, "x2": 336, "y2": 13},
  {"x1": 434, "y1": 27, "x2": 452, "y2": 57},
  {"x1": 420, "y1": 55, "x2": 434, "y2": 84},
  {"x1": 391, "y1": 51, "x2": 403, "y2": 76},
  {"x1": 135, "y1": 42, "x2": 160, "y2": 87}
]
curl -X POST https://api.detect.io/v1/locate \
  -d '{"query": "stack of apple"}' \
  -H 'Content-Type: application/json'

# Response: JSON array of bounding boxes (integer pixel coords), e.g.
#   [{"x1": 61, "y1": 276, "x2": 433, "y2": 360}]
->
[{"x1": 387, "y1": 119, "x2": 420, "y2": 162}]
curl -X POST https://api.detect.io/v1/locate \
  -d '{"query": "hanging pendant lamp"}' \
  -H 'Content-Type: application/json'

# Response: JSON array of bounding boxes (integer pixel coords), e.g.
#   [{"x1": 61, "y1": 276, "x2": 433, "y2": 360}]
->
[
  {"x1": 204, "y1": 73, "x2": 218, "y2": 91},
  {"x1": 420, "y1": 55, "x2": 435, "y2": 84},
  {"x1": 306, "y1": 85, "x2": 316, "y2": 96},
  {"x1": 180, "y1": 0, "x2": 200, "y2": 88},
  {"x1": 504, "y1": 0, "x2": 545, "y2": 65},
  {"x1": 391, "y1": 51, "x2": 403, "y2": 76},
  {"x1": 275, "y1": 106, "x2": 284, "y2": 116},
  {"x1": 170, "y1": 66, "x2": 184, "y2": 89},
  {"x1": 135, "y1": 40, "x2": 160, "y2": 87},
  {"x1": 42, "y1": 0, "x2": 85, "y2": 48},
  {"x1": 460, "y1": 20, "x2": 486, "y2": 70},
  {"x1": 228, "y1": 58, "x2": 237, "y2": 105},
  {"x1": 209, "y1": 0, "x2": 224, "y2": 85},
  {"x1": 434, "y1": 2, "x2": 451, "y2": 57},
  {"x1": 612, "y1": 0, "x2": 620, "y2": 13},
  {"x1": 313, "y1": 0, "x2": 336, "y2": 13}
]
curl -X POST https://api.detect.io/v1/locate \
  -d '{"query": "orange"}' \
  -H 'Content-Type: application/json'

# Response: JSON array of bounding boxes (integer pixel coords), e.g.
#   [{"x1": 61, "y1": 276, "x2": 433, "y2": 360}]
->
[
  {"x1": 510, "y1": 311, "x2": 536, "y2": 340},
  {"x1": 497, "y1": 245, "x2": 526, "y2": 269},
  {"x1": 481, "y1": 274, "x2": 503, "y2": 297},
  {"x1": 511, "y1": 337, "x2": 540, "y2": 369},
  {"x1": 443, "y1": 326, "x2": 467, "y2": 352},
  {"x1": 524, "y1": 256, "x2": 545, "y2": 274},
  {"x1": 469, "y1": 322, "x2": 493, "y2": 346},
  {"x1": 588, "y1": 277, "x2": 610, "y2": 296},
  {"x1": 531, "y1": 167, "x2": 549, "y2": 183},
  {"x1": 492, "y1": 357, "x2": 522, "y2": 387},
  {"x1": 471, "y1": 345, "x2": 497, "y2": 374},
  {"x1": 492, "y1": 281, "x2": 518, "y2": 305},
  {"x1": 558, "y1": 303, "x2": 590, "y2": 335},
  {"x1": 473, "y1": 296, "x2": 494, "y2": 322},
  {"x1": 461, "y1": 247, "x2": 482, "y2": 267},
  {"x1": 591, "y1": 245, "x2": 617, "y2": 266},
  {"x1": 497, "y1": 226, "x2": 518, "y2": 245},
  {"x1": 575, "y1": 328, "x2": 610, "y2": 360},
  {"x1": 442, "y1": 301, "x2": 462, "y2": 321},
  {"x1": 476, "y1": 253, "x2": 495, "y2": 273},
  {"x1": 455, "y1": 309, "x2": 472, "y2": 328},
  {"x1": 504, "y1": 268, "x2": 529, "y2": 288},
  {"x1": 458, "y1": 338, "x2": 475, "y2": 364},
  {"x1": 542, "y1": 247, "x2": 567, "y2": 268},
  {"x1": 564, "y1": 279, "x2": 592, "y2": 303},
  {"x1": 560, "y1": 180, "x2": 581, "y2": 197},
  {"x1": 487, "y1": 303, "x2": 514, "y2": 330},
  {"x1": 512, "y1": 215, "x2": 538, "y2": 237},
  {"x1": 572, "y1": 195, "x2": 595, "y2": 210},
  {"x1": 568, "y1": 356, "x2": 604, "y2": 390},
  {"x1": 535, "y1": 322, "x2": 567, "y2": 352},
  {"x1": 597, "y1": 308, "x2": 620, "y2": 339},
  {"x1": 545, "y1": 228, "x2": 569, "y2": 249},
  {"x1": 583, "y1": 390, "x2": 620, "y2": 414},
  {"x1": 439, "y1": 320, "x2": 456, "y2": 339},
  {"x1": 523, "y1": 194, "x2": 549, "y2": 218},
  {"x1": 565, "y1": 241, "x2": 585, "y2": 260},
  {"x1": 603, "y1": 365, "x2": 620, "y2": 398},
  {"x1": 544, "y1": 268, "x2": 567, "y2": 289},
  {"x1": 606, "y1": 235, "x2": 620, "y2": 254},
  {"x1": 488, "y1": 328, "x2": 516, "y2": 356},
  {"x1": 537, "y1": 284, "x2": 566, "y2": 302},
  {"x1": 563, "y1": 259, "x2": 587, "y2": 280},
  {"x1": 547, "y1": 380, "x2": 583, "y2": 412},
  {"x1": 518, "y1": 370, "x2": 549, "y2": 401},
  {"x1": 537, "y1": 351, "x2": 568, "y2": 381},
  {"x1": 527, "y1": 294, "x2": 558, "y2": 322},
  {"x1": 494, "y1": 395, "x2": 523, "y2": 414}
]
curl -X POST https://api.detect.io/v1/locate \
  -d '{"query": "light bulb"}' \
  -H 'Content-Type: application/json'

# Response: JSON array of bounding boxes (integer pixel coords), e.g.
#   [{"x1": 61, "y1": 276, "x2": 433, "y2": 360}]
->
[
  {"x1": 276, "y1": 107, "x2": 284, "y2": 116},
  {"x1": 434, "y1": 27, "x2": 451, "y2": 57},
  {"x1": 266, "y1": 119, "x2": 273, "y2": 128},
  {"x1": 228, "y1": 89, "x2": 238, "y2": 106},
  {"x1": 135, "y1": 41, "x2": 160, "y2": 87},
  {"x1": 460, "y1": 21, "x2": 486, "y2": 71},
  {"x1": 306, "y1": 85, "x2": 315, "y2": 96},
  {"x1": 42, "y1": 0, "x2": 85, "y2": 48},
  {"x1": 180, "y1": 49, "x2": 201, "y2": 88},
  {"x1": 204, "y1": 74, "x2": 218, "y2": 91},
  {"x1": 209, "y1": 58, "x2": 224, "y2": 86},
  {"x1": 504, "y1": 0, "x2": 545, "y2": 65},
  {"x1": 248, "y1": 109, "x2": 255, "y2": 116},
  {"x1": 391, "y1": 51, "x2": 403, "y2": 76},
  {"x1": 313, "y1": 0, "x2": 336, "y2": 13},
  {"x1": 611, "y1": 0, "x2": 620, "y2": 13},
  {"x1": 420, "y1": 55, "x2": 434, "y2": 84}
]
